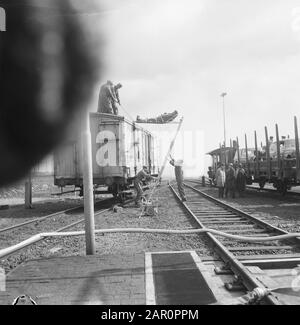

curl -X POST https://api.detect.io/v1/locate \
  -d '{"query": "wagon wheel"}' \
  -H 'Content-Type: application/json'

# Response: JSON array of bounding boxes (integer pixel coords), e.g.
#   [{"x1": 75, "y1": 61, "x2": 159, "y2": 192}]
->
[
  {"x1": 259, "y1": 180, "x2": 265, "y2": 190},
  {"x1": 276, "y1": 180, "x2": 288, "y2": 196},
  {"x1": 117, "y1": 191, "x2": 126, "y2": 204},
  {"x1": 110, "y1": 184, "x2": 119, "y2": 199},
  {"x1": 79, "y1": 186, "x2": 84, "y2": 197}
]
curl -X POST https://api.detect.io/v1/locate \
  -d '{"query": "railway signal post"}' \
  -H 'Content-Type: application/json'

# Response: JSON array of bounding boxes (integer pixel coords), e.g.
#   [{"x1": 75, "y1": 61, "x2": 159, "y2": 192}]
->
[{"x1": 82, "y1": 112, "x2": 96, "y2": 255}]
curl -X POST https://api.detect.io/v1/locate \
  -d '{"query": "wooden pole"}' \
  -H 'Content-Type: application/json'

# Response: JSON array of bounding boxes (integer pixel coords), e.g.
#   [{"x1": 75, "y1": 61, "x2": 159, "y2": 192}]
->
[
  {"x1": 236, "y1": 136, "x2": 240, "y2": 163},
  {"x1": 294, "y1": 116, "x2": 300, "y2": 180},
  {"x1": 82, "y1": 112, "x2": 95, "y2": 255},
  {"x1": 275, "y1": 124, "x2": 281, "y2": 179},
  {"x1": 245, "y1": 134, "x2": 249, "y2": 176},
  {"x1": 158, "y1": 117, "x2": 184, "y2": 179},
  {"x1": 265, "y1": 126, "x2": 271, "y2": 180},
  {"x1": 25, "y1": 171, "x2": 32, "y2": 209},
  {"x1": 219, "y1": 143, "x2": 223, "y2": 164},
  {"x1": 139, "y1": 117, "x2": 184, "y2": 218},
  {"x1": 254, "y1": 131, "x2": 259, "y2": 179}
]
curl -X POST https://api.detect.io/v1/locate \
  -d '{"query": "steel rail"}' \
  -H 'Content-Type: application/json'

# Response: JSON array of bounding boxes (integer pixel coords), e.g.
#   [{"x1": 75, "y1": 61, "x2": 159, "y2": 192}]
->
[
  {"x1": 0, "y1": 198, "x2": 108, "y2": 234},
  {"x1": 184, "y1": 182, "x2": 300, "y2": 246},
  {"x1": 169, "y1": 183, "x2": 281, "y2": 305}
]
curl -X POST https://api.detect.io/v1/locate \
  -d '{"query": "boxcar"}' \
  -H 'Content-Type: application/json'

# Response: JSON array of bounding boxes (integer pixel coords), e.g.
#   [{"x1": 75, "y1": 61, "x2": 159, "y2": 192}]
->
[{"x1": 54, "y1": 113, "x2": 157, "y2": 197}]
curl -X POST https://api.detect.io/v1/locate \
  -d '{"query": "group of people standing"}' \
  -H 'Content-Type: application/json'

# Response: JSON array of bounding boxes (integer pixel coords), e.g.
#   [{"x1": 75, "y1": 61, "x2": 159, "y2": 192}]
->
[
  {"x1": 97, "y1": 80, "x2": 122, "y2": 115},
  {"x1": 215, "y1": 163, "x2": 246, "y2": 199}
]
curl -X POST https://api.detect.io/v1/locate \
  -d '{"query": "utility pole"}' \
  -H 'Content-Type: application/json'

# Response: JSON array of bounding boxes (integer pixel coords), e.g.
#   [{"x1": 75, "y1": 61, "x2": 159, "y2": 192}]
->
[
  {"x1": 25, "y1": 171, "x2": 32, "y2": 209},
  {"x1": 221, "y1": 92, "x2": 227, "y2": 148},
  {"x1": 82, "y1": 112, "x2": 96, "y2": 255}
]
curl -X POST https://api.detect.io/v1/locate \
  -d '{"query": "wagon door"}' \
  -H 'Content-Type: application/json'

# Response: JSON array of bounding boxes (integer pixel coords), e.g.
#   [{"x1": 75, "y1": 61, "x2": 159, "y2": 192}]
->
[{"x1": 54, "y1": 141, "x2": 78, "y2": 186}]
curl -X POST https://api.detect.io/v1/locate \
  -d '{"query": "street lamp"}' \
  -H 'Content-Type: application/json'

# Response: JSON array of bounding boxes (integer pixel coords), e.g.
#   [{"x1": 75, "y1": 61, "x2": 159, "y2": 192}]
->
[{"x1": 221, "y1": 92, "x2": 227, "y2": 148}]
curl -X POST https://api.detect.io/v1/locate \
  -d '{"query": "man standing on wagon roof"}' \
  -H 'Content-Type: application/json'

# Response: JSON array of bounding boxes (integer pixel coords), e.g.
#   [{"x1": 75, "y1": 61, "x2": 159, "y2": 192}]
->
[
  {"x1": 111, "y1": 83, "x2": 122, "y2": 115},
  {"x1": 97, "y1": 80, "x2": 118, "y2": 115}
]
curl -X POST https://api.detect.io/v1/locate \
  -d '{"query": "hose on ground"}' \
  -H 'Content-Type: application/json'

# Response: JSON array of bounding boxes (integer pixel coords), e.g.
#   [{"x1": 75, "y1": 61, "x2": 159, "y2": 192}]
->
[{"x1": 1, "y1": 227, "x2": 300, "y2": 259}]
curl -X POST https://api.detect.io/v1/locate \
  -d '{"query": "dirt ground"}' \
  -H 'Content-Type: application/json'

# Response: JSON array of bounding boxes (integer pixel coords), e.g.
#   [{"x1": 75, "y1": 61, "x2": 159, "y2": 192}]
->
[
  {"x1": 2, "y1": 180, "x2": 300, "y2": 274},
  {"x1": 0, "y1": 183, "x2": 214, "y2": 273}
]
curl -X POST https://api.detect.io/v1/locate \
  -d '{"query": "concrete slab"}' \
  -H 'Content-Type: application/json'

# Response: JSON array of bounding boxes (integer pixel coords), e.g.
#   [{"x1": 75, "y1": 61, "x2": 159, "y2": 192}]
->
[{"x1": 0, "y1": 254, "x2": 145, "y2": 305}]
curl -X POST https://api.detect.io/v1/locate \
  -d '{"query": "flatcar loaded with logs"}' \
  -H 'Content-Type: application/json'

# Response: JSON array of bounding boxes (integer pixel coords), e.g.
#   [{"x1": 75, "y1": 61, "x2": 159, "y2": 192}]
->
[{"x1": 208, "y1": 116, "x2": 300, "y2": 194}]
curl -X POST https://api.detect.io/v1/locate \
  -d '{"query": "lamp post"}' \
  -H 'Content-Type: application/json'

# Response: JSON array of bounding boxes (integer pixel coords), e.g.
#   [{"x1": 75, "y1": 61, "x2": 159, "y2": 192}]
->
[{"x1": 221, "y1": 92, "x2": 227, "y2": 148}]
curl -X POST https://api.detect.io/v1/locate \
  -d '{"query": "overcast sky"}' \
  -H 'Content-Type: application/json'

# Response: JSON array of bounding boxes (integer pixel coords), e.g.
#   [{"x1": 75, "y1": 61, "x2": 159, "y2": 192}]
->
[{"x1": 77, "y1": 0, "x2": 300, "y2": 174}]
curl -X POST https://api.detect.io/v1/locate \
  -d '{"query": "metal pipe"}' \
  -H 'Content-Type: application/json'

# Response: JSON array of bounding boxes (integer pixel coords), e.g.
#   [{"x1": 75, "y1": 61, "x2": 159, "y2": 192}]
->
[{"x1": 82, "y1": 112, "x2": 96, "y2": 255}]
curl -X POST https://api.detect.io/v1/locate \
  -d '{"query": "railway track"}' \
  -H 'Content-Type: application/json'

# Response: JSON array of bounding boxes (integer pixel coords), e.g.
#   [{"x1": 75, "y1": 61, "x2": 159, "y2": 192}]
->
[
  {"x1": 0, "y1": 198, "x2": 112, "y2": 236},
  {"x1": 171, "y1": 181, "x2": 300, "y2": 305},
  {"x1": 0, "y1": 197, "x2": 131, "y2": 263}
]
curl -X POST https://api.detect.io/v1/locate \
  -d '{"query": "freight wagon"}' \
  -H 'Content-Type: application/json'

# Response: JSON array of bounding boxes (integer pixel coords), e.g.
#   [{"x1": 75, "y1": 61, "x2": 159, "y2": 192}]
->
[{"x1": 54, "y1": 113, "x2": 158, "y2": 198}]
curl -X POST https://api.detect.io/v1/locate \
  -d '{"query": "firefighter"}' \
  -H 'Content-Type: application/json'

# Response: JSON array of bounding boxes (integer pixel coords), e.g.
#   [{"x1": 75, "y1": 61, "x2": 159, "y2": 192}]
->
[
  {"x1": 170, "y1": 157, "x2": 186, "y2": 202},
  {"x1": 111, "y1": 83, "x2": 122, "y2": 115},
  {"x1": 134, "y1": 166, "x2": 156, "y2": 207},
  {"x1": 97, "y1": 80, "x2": 118, "y2": 114}
]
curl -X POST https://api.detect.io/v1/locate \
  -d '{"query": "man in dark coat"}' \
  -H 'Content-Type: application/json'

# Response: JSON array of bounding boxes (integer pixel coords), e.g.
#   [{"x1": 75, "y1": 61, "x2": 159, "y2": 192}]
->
[
  {"x1": 236, "y1": 164, "x2": 246, "y2": 197},
  {"x1": 207, "y1": 167, "x2": 215, "y2": 186},
  {"x1": 225, "y1": 163, "x2": 236, "y2": 198}
]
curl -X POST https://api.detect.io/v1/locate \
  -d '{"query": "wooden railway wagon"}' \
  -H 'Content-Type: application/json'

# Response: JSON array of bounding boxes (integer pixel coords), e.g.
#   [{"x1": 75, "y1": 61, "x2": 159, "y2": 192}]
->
[
  {"x1": 208, "y1": 116, "x2": 300, "y2": 194},
  {"x1": 54, "y1": 113, "x2": 157, "y2": 197}
]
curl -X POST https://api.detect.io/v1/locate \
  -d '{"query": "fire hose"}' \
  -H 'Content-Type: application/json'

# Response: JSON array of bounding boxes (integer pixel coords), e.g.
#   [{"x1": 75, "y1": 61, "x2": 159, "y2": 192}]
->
[{"x1": 1, "y1": 227, "x2": 300, "y2": 259}]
